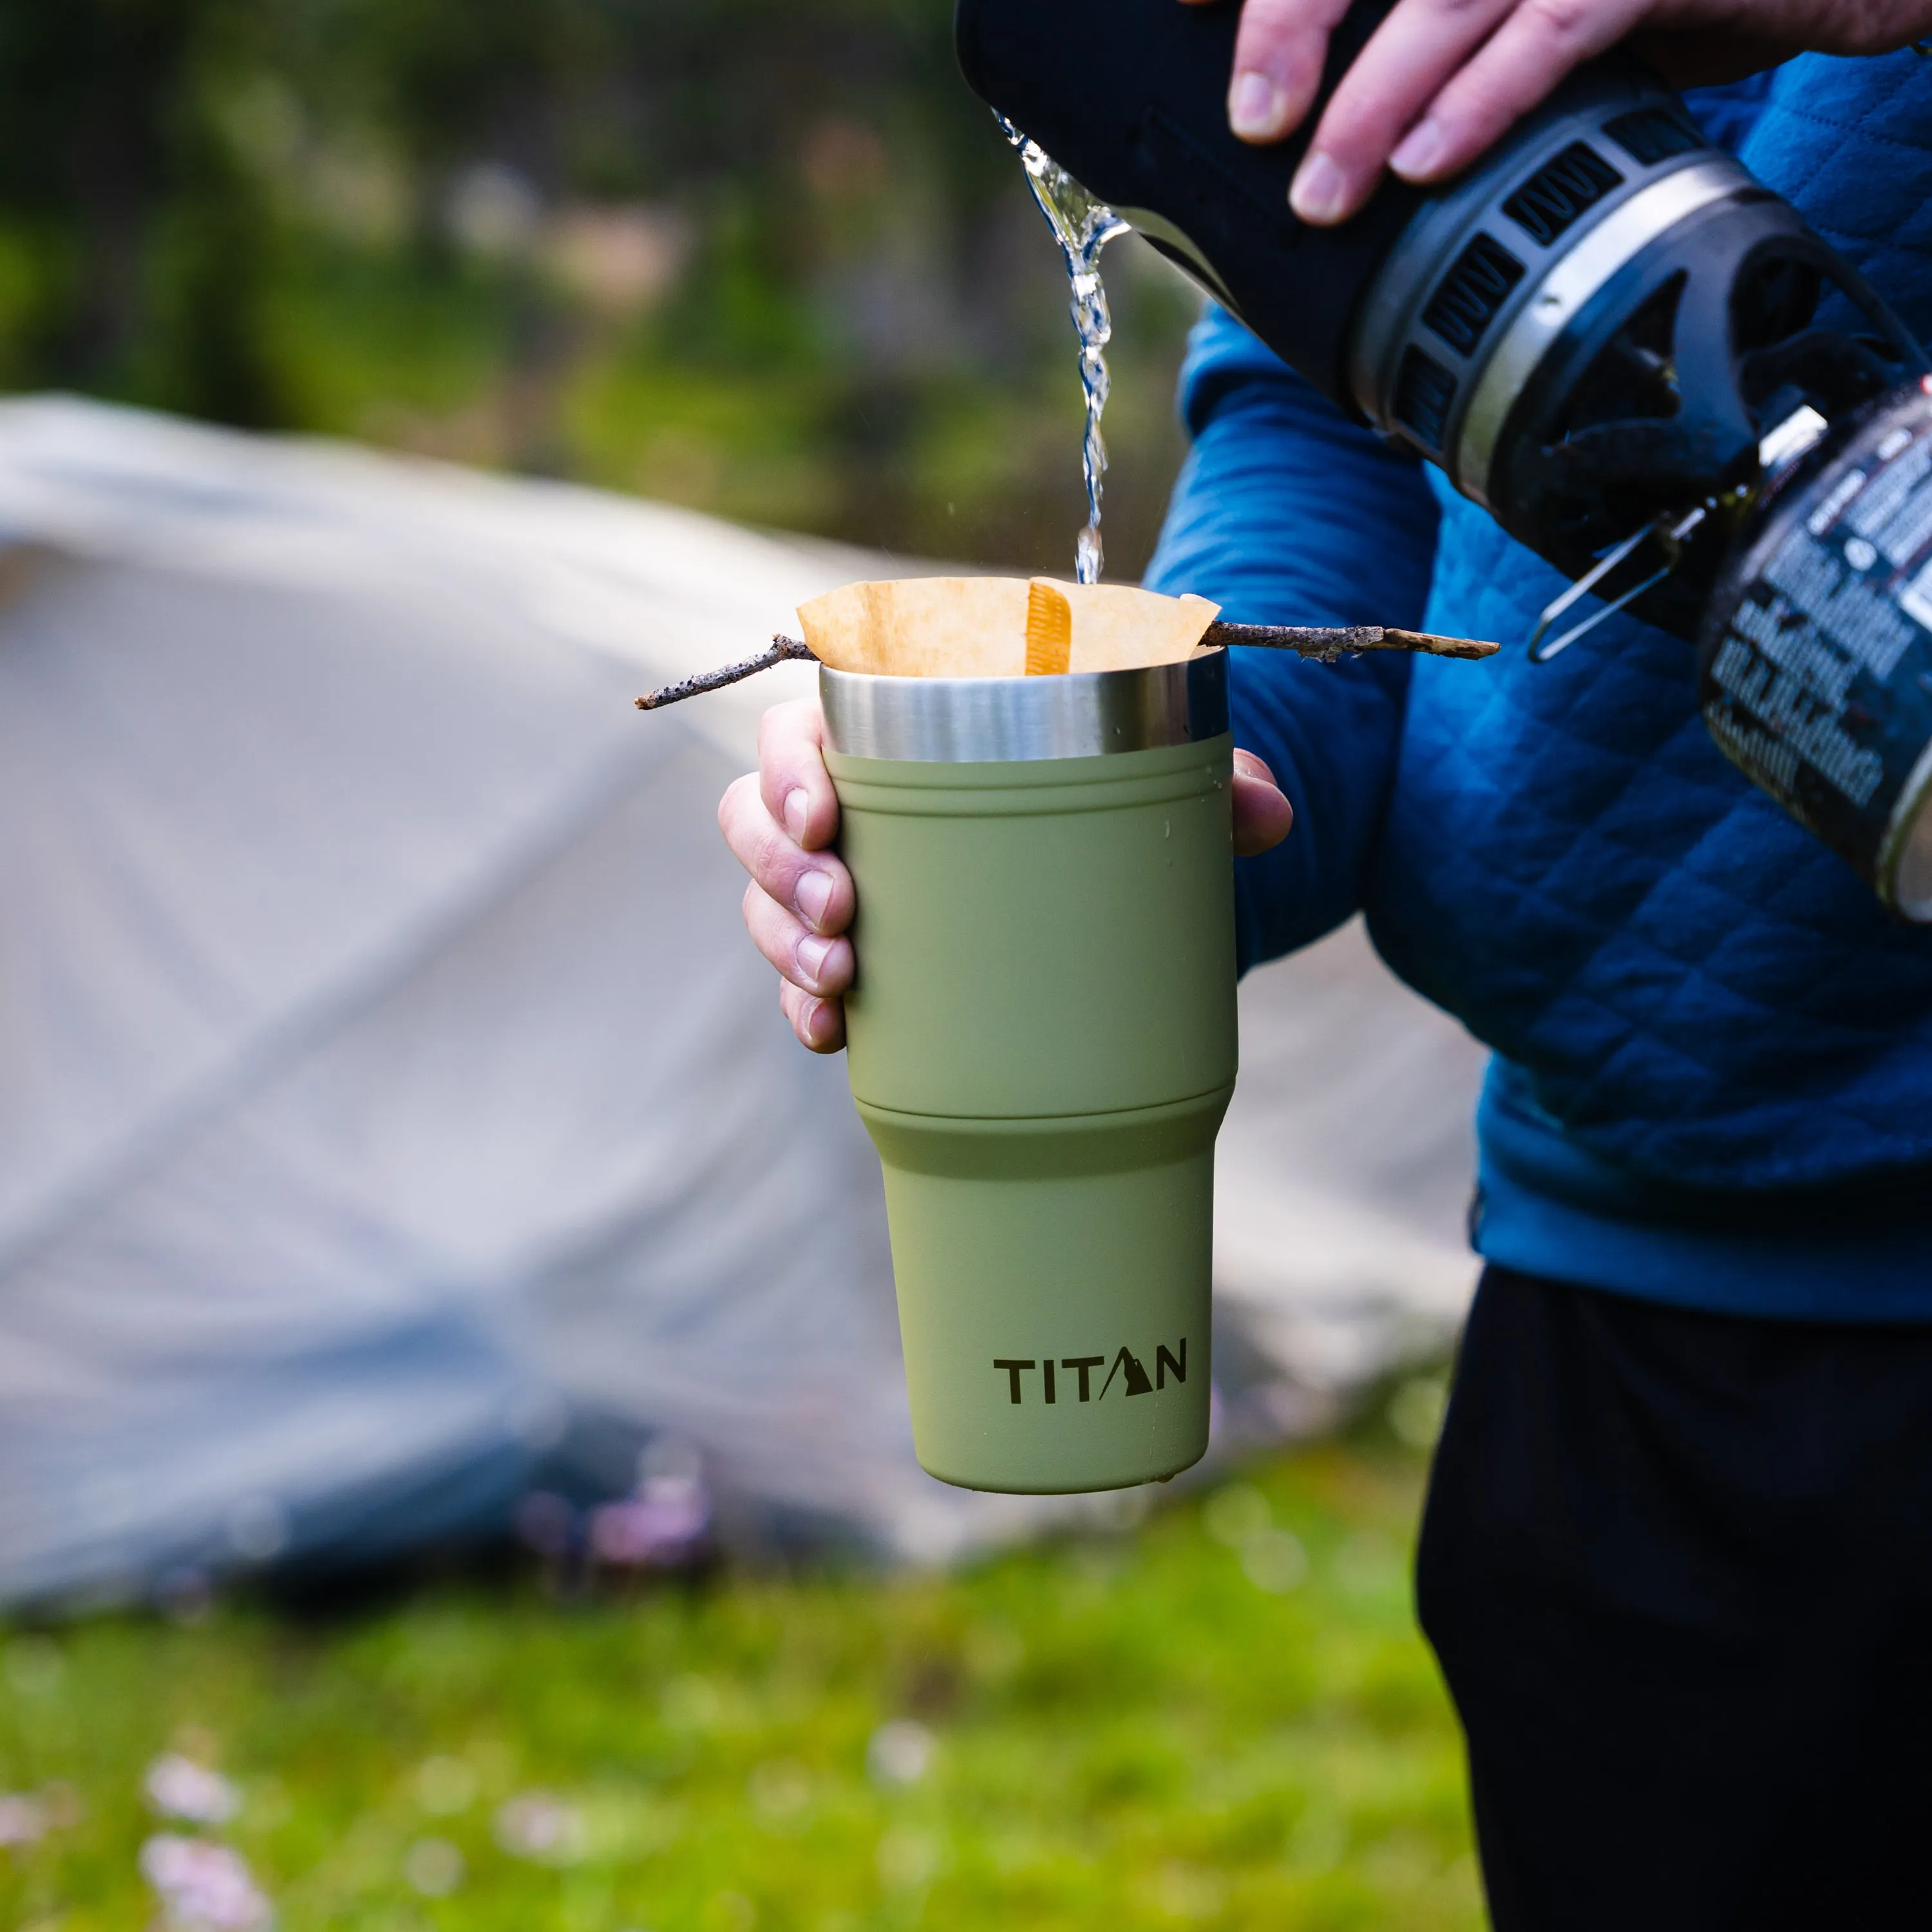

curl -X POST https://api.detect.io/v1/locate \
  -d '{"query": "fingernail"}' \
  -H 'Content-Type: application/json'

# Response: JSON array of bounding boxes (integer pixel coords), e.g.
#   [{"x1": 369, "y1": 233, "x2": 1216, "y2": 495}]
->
[
  {"x1": 1290, "y1": 151, "x2": 1348, "y2": 223},
  {"x1": 1229, "y1": 70, "x2": 1289, "y2": 140},
  {"x1": 783, "y1": 787, "x2": 810, "y2": 841},
  {"x1": 1390, "y1": 117, "x2": 1446, "y2": 179},
  {"x1": 795, "y1": 868, "x2": 834, "y2": 928},
  {"x1": 797, "y1": 933, "x2": 834, "y2": 987}
]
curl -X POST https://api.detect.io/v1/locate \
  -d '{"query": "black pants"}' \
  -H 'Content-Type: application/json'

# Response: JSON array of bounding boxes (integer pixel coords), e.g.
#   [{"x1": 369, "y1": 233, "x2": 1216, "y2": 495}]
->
[{"x1": 1417, "y1": 1264, "x2": 1932, "y2": 1929}]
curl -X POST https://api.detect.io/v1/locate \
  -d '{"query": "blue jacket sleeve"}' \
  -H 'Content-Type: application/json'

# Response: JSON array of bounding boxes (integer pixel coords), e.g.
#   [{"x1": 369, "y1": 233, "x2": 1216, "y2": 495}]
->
[{"x1": 1143, "y1": 306, "x2": 1441, "y2": 972}]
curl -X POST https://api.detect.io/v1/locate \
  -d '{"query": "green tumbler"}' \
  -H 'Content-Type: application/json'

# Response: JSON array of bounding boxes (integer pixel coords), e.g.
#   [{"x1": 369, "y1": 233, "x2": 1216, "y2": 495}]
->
[{"x1": 822, "y1": 651, "x2": 1237, "y2": 1493}]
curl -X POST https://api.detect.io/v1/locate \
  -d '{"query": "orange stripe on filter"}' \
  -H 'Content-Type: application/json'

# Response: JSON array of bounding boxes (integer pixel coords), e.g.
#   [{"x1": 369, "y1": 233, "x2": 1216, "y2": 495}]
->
[{"x1": 1024, "y1": 578, "x2": 1073, "y2": 676}]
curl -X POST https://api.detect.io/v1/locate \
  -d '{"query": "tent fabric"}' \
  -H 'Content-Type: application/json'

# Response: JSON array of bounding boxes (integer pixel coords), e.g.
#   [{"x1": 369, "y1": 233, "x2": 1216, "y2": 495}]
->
[{"x1": 0, "y1": 396, "x2": 1483, "y2": 1608}]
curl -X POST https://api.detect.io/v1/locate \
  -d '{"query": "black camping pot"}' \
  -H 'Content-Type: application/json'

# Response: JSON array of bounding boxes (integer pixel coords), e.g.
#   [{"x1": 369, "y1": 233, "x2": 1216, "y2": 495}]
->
[{"x1": 1700, "y1": 377, "x2": 1932, "y2": 920}]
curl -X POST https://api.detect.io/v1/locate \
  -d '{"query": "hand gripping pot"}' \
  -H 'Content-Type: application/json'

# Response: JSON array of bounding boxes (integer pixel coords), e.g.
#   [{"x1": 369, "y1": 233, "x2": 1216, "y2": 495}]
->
[{"x1": 822, "y1": 652, "x2": 1236, "y2": 1493}]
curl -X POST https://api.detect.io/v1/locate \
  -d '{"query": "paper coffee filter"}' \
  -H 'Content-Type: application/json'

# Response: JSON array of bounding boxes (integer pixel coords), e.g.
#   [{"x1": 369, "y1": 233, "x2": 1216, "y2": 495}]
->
[{"x1": 797, "y1": 577, "x2": 1220, "y2": 677}]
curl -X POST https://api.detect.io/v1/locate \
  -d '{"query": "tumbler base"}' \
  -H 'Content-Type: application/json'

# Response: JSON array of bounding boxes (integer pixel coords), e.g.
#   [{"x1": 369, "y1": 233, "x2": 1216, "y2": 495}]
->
[{"x1": 858, "y1": 1090, "x2": 1228, "y2": 1495}]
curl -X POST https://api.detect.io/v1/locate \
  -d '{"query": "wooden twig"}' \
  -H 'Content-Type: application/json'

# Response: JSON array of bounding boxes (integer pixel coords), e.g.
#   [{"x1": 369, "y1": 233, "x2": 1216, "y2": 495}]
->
[
  {"x1": 634, "y1": 634, "x2": 816, "y2": 710},
  {"x1": 632, "y1": 619, "x2": 1497, "y2": 709},
  {"x1": 1203, "y1": 620, "x2": 1497, "y2": 661}
]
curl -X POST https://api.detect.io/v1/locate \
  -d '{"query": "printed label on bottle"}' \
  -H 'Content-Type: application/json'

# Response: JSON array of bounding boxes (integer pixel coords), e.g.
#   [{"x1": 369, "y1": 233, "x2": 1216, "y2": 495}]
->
[{"x1": 1701, "y1": 390, "x2": 1932, "y2": 896}]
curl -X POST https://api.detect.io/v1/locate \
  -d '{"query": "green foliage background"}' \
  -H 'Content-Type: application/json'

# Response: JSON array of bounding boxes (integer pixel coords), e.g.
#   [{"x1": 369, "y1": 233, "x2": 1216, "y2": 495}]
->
[
  {"x1": 0, "y1": 1428, "x2": 1481, "y2": 1932},
  {"x1": 0, "y1": 0, "x2": 1200, "y2": 575}
]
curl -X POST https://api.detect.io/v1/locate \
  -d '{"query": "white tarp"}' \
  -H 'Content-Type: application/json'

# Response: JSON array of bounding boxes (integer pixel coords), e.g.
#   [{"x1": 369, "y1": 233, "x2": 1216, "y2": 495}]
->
[{"x1": 0, "y1": 395, "x2": 1484, "y2": 1607}]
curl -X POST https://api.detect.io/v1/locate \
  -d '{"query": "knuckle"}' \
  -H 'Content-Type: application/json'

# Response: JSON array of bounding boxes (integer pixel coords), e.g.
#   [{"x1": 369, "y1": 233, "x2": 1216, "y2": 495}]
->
[
  {"x1": 1518, "y1": 0, "x2": 1595, "y2": 50},
  {"x1": 749, "y1": 818, "x2": 804, "y2": 893},
  {"x1": 760, "y1": 697, "x2": 821, "y2": 759},
  {"x1": 1235, "y1": 0, "x2": 1322, "y2": 62},
  {"x1": 1443, "y1": 68, "x2": 1518, "y2": 129},
  {"x1": 759, "y1": 696, "x2": 805, "y2": 741},
  {"x1": 723, "y1": 788, "x2": 789, "y2": 881}
]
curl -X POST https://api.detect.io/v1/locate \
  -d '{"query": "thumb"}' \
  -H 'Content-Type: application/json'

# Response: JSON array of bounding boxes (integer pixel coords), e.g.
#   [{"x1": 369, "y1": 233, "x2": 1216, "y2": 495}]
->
[{"x1": 1232, "y1": 748, "x2": 1294, "y2": 857}]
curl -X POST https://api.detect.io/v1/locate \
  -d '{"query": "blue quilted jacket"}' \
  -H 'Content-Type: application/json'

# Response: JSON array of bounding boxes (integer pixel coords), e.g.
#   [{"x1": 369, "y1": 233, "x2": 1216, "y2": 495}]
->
[{"x1": 1146, "y1": 53, "x2": 1932, "y2": 1319}]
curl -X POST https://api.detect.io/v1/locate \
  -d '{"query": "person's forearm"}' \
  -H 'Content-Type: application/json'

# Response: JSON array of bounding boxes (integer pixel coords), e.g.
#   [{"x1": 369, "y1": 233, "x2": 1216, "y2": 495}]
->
[{"x1": 1146, "y1": 314, "x2": 1441, "y2": 963}]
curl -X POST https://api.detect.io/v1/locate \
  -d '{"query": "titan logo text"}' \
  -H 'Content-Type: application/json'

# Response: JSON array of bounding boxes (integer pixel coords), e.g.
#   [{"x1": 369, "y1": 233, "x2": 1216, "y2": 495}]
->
[{"x1": 992, "y1": 1340, "x2": 1186, "y2": 1405}]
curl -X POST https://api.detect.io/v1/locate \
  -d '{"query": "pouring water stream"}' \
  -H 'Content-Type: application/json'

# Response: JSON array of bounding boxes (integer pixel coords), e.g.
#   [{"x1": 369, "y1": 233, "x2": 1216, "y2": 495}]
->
[{"x1": 999, "y1": 116, "x2": 1130, "y2": 584}]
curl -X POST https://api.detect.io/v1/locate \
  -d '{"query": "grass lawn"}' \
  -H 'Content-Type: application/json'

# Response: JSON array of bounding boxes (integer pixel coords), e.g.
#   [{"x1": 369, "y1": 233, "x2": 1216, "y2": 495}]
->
[{"x1": 0, "y1": 1400, "x2": 1481, "y2": 1932}]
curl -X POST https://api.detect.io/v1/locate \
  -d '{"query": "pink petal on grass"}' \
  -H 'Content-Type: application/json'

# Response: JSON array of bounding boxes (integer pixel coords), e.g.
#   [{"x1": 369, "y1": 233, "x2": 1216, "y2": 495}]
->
[
  {"x1": 139, "y1": 1834, "x2": 272, "y2": 1931},
  {"x1": 144, "y1": 1755, "x2": 240, "y2": 1826}
]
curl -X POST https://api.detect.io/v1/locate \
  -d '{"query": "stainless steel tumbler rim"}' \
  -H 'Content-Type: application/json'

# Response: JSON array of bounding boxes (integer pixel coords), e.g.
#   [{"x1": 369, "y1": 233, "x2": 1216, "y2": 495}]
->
[{"x1": 820, "y1": 649, "x2": 1229, "y2": 762}]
